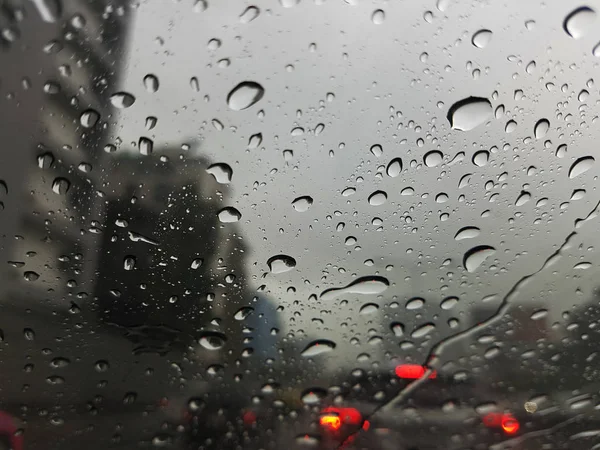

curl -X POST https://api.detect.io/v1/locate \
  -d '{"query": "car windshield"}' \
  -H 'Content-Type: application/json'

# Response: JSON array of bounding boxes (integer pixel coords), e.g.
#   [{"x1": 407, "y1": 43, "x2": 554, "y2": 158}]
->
[{"x1": 1, "y1": 1, "x2": 600, "y2": 449}]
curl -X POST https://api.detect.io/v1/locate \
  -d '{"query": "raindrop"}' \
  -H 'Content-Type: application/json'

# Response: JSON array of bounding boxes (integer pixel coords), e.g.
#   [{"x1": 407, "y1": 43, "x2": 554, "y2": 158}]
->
[
  {"x1": 199, "y1": 332, "x2": 226, "y2": 350},
  {"x1": 248, "y1": 133, "x2": 262, "y2": 149},
  {"x1": 109, "y1": 92, "x2": 135, "y2": 109},
  {"x1": 37, "y1": 152, "x2": 54, "y2": 169},
  {"x1": 139, "y1": 137, "x2": 153, "y2": 155},
  {"x1": 31, "y1": 0, "x2": 62, "y2": 23},
  {"x1": 342, "y1": 187, "x2": 356, "y2": 197},
  {"x1": 594, "y1": 42, "x2": 600, "y2": 57},
  {"x1": 391, "y1": 322, "x2": 404, "y2": 337},
  {"x1": 372, "y1": 9, "x2": 385, "y2": 24},
  {"x1": 280, "y1": 0, "x2": 299, "y2": 7},
  {"x1": 530, "y1": 309, "x2": 548, "y2": 320},
  {"x1": 472, "y1": 150, "x2": 489, "y2": 167},
  {"x1": 206, "y1": 163, "x2": 233, "y2": 183},
  {"x1": 239, "y1": 5, "x2": 260, "y2": 23},
  {"x1": 386, "y1": 158, "x2": 402, "y2": 177},
  {"x1": 79, "y1": 109, "x2": 99, "y2": 128},
  {"x1": 564, "y1": 6, "x2": 596, "y2": 39},
  {"x1": 454, "y1": 226, "x2": 480, "y2": 240},
  {"x1": 368, "y1": 190, "x2": 387, "y2": 206},
  {"x1": 51, "y1": 177, "x2": 70, "y2": 195},
  {"x1": 471, "y1": 29, "x2": 492, "y2": 48},
  {"x1": 411, "y1": 323, "x2": 435, "y2": 339},
  {"x1": 301, "y1": 339, "x2": 336, "y2": 357},
  {"x1": 440, "y1": 296, "x2": 458, "y2": 310},
  {"x1": 447, "y1": 97, "x2": 492, "y2": 131},
  {"x1": 424, "y1": 150, "x2": 443, "y2": 167},
  {"x1": 227, "y1": 81, "x2": 265, "y2": 110},
  {"x1": 267, "y1": 255, "x2": 296, "y2": 274},
  {"x1": 145, "y1": 116, "x2": 157, "y2": 130},
  {"x1": 578, "y1": 89, "x2": 589, "y2": 102},
  {"x1": 191, "y1": 258, "x2": 203, "y2": 269},
  {"x1": 301, "y1": 388, "x2": 327, "y2": 405},
  {"x1": 234, "y1": 307, "x2": 254, "y2": 320},
  {"x1": 458, "y1": 173, "x2": 471, "y2": 189},
  {"x1": 370, "y1": 144, "x2": 383, "y2": 157},
  {"x1": 574, "y1": 262, "x2": 592, "y2": 269},
  {"x1": 463, "y1": 246, "x2": 496, "y2": 272},
  {"x1": 218, "y1": 207, "x2": 242, "y2": 223},
  {"x1": 143, "y1": 74, "x2": 159, "y2": 93},
  {"x1": 505, "y1": 120, "x2": 517, "y2": 133},
  {"x1": 123, "y1": 256, "x2": 136, "y2": 271},
  {"x1": 515, "y1": 191, "x2": 531, "y2": 206},
  {"x1": 320, "y1": 276, "x2": 389, "y2": 301},
  {"x1": 292, "y1": 196, "x2": 313, "y2": 212},
  {"x1": 556, "y1": 144, "x2": 567, "y2": 158},
  {"x1": 24, "y1": 271, "x2": 39, "y2": 281},
  {"x1": 50, "y1": 357, "x2": 70, "y2": 368},
  {"x1": 568, "y1": 156, "x2": 594, "y2": 178},
  {"x1": 190, "y1": 77, "x2": 200, "y2": 92},
  {"x1": 359, "y1": 303, "x2": 379, "y2": 315},
  {"x1": 406, "y1": 297, "x2": 424, "y2": 310},
  {"x1": 534, "y1": 119, "x2": 549, "y2": 139}
]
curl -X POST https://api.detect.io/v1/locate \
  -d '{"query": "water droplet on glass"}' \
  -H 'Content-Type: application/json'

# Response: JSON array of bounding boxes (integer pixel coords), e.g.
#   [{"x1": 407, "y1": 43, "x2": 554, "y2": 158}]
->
[
  {"x1": 143, "y1": 74, "x2": 159, "y2": 93},
  {"x1": 391, "y1": 322, "x2": 404, "y2": 337},
  {"x1": 472, "y1": 150, "x2": 489, "y2": 167},
  {"x1": 234, "y1": 307, "x2": 254, "y2": 320},
  {"x1": 38, "y1": 152, "x2": 54, "y2": 169},
  {"x1": 440, "y1": 296, "x2": 458, "y2": 310},
  {"x1": 206, "y1": 163, "x2": 233, "y2": 183},
  {"x1": 424, "y1": 150, "x2": 443, "y2": 167},
  {"x1": 515, "y1": 191, "x2": 531, "y2": 206},
  {"x1": 109, "y1": 92, "x2": 135, "y2": 109},
  {"x1": 564, "y1": 6, "x2": 596, "y2": 39},
  {"x1": 80, "y1": 109, "x2": 99, "y2": 128},
  {"x1": 267, "y1": 255, "x2": 296, "y2": 274},
  {"x1": 556, "y1": 144, "x2": 567, "y2": 158},
  {"x1": 320, "y1": 276, "x2": 389, "y2": 301},
  {"x1": 368, "y1": 190, "x2": 387, "y2": 206},
  {"x1": 447, "y1": 97, "x2": 492, "y2": 131},
  {"x1": 568, "y1": 156, "x2": 594, "y2": 178},
  {"x1": 534, "y1": 118, "x2": 549, "y2": 139},
  {"x1": 406, "y1": 297, "x2": 424, "y2": 310},
  {"x1": 359, "y1": 303, "x2": 379, "y2": 315},
  {"x1": 123, "y1": 256, "x2": 136, "y2": 271},
  {"x1": 593, "y1": 42, "x2": 600, "y2": 56},
  {"x1": 248, "y1": 133, "x2": 262, "y2": 149},
  {"x1": 463, "y1": 245, "x2": 496, "y2": 272},
  {"x1": 227, "y1": 81, "x2": 265, "y2": 110},
  {"x1": 411, "y1": 323, "x2": 435, "y2": 339},
  {"x1": 31, "y1": 0, "x2": 62, "y2": 23},
  {"x1": 24, "y1": 271, "x2": 39, "y2": 281},
  {"x1": 342, "y1": 187, "x2": 356, "y2": 197},
  {"x1": 239, "y1": 5, "x2": 260, "y2": 23},
  {"x1": 218, "y1": 207, "x2": 241, "y2": 223},
  {"x1": 454, "y1": 226, "x2": 480, "y2": 240},
  {"x1": 371, "y1": 9, "x2": 385, "y2": 24},
  {"x1": 505, "y1": 120, "x2": 517, "y2": 133},
  {"x1": 578, "y1": 89, "x2": 589, "y2": 102},
  {"x1": 139, "y1": 137, "x2": 153, "y2": 155},
  {"x1": 301, "y1": 388, "x2": 327, "y2": 405},
  {"x1": 386, "y1": 158, "x2": 402, "y2": 177},
  {"x1": 301, "y1": 340, "x2": 336, "y2": 357},
  {"x1": 199, "y1": 332, "x2": 226, "y2": 350},
  {"x1": 370, "y1": 144, "x2": 383, "y2": 157},
  {"x1": 51, "y1": 177, "x2": 70, "y2": 195},
  {"x1": 280, "y1": 0, "x2": 299, "y2": 7},
  {"x1": 190, "y1": 77, "x2": 200, "y2": 92},
  {"x1": 145, "y1": 116, "x2": 157, "y2": 130},
  {"x1": 471, "y1": 29, "x2": 492, "y2": 48},
  {"x1": 292, "y1": 196, "x2": 313, "y2": 212}
]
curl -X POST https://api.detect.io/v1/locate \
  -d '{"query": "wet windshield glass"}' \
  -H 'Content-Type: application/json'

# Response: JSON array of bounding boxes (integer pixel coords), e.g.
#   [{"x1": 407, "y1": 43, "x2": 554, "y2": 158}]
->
[{"x1": 0, "y1": 1, "x2": 600, "y2": 449}]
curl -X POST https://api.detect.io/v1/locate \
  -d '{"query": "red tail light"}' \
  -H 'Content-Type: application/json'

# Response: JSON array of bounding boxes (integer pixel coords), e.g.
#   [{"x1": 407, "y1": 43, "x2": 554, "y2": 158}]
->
[
  {"x1": 483, "y1": 413, "x2": 519, "y2": 435},
  {"x1": 395, "y1": 364, "x2": 437, "y2": 379},
  {"x1": 319, "y1": 414, "x2": 341, "y2": 431}
]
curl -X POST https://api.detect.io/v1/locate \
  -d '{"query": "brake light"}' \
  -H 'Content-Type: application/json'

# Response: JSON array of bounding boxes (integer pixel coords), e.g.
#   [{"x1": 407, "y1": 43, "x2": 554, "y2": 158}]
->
[
  {"x1": 394, "y1": 364, "x2": 437, "y2": 379},
  {"x1": 319, "y1": 414, "x2": 341, "y2": 431},
  {"x1": 501, "y1": 415, "x2": 519, "y2": 434}
]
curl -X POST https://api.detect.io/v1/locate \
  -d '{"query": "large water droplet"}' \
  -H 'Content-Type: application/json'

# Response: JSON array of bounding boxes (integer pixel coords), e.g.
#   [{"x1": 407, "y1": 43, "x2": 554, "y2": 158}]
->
[
  {"x1": 320, "y1": 276, "x2": 389, "y2": 301},
  {"x1": 368, "y1": 190, "x2": 387, "y2": 206},
  {"x1": 292, "y1": 196, "x2": 313, "y2": 212},
  {"x1": 568, "y1": 156, "x2": 594, "y2": 178},
  {"x1": 411, "y1": 323, "x2": 435, "y2": 339},
  {"x1": 391, "y1": 322, "x2": 404, "y2": 337},
  {"x1": 267, "y1": 255, "x2": 296, "y2": 274},
  {"x1": 301, "y1": 388, "x2": 327, "y2": 405},
  {"x1": 440, "y1": 296, "x2": 458, "y2": 310},
  {"x1": 370, "y1": 144, "x2": 383, "y2": 157},
  {"x1": 199, "y1": 332, "x2": 227, "y2": 350},
  {"x1": 206, "y1": 163, "x2": 233, "y2": 183},
  {"x1": 471, "y1": 29, "x2": 492, "y2": 48},
  {"x1": 424, "y1": 150, "x2": 443, "y2": 167},
  {"x1": 144, "y1": 74, "x2": 159, "y2": 93},
  {"x1": 534, "y1": 118, "x2": 549, "y2": 139},
  {"x1": 301, "y1": 339, "x2": 336, "y2": 357},
  {"x1": 110, "y1": 92, "x2": 135, "y2": 109},
  {"x1": 227, "y1": 81, "x2": 265, "y2": 110},
  {"x1": 454, "y1": 226, "x2": 480, "y2": 240},
  {"x1": 123, "y1": 256, "x2": 136, "y2": 271},
  {"x1": 515, "y1": 191, "x2": 531, "y2": 206},
  {"x1": 564, "y1": 6, "x2": 596, "y2": 39},
  {"x1": 359, "y1": 303, "x2": 379, "y2": 315},
  {"x1": 463, "y1": 245, "x2": 496, "y2": 272},
  {"x1": 248, "y1": 133, "x2": 262, "y2": 149},
  {"x1": 386, "y1": 158, "x2": 402, "y2": 177},
  {"x1": 472, "y1": 150, "x2": 489, "y2": 167},
  {"x1": 234, "y1": 307, "x2": 254, "y2": 320},
  {"x1": 80, "y1": 109, "x2": 99, "y2": 128},
  {"x1": 239, "y1": 5, "x2": 260, "y2": 23},
  {"x1": 447, "y1": 97, "x2": 492, "y2": 131},
  {"x1": 371, "y1": 9, "x2": 385, "y2": 24},
  {"x1": 139, "y1": 137, "x2": 153, "y2": 155},
  {"x1": 406, "y1": 297, "x2": 424, "y2": 310},
  {"x1": 218, "y1": 207, "x2": 241, "y2": 223},
  {"x1": 51, "y1": 177, "x2": 70, "y2": 195}
]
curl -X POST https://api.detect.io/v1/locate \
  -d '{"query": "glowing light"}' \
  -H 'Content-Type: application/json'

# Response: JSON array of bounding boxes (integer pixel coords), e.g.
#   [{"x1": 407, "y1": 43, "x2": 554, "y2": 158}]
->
[
  {"x1": 501, "y1": 415, "x2": 519, "y2": 435},
  {"x1": 394, "y1": 364, "x2": 437, "y2": 379},
  {"x1": 319, "y1": 414, "x2": 341, "y2": 431}
]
